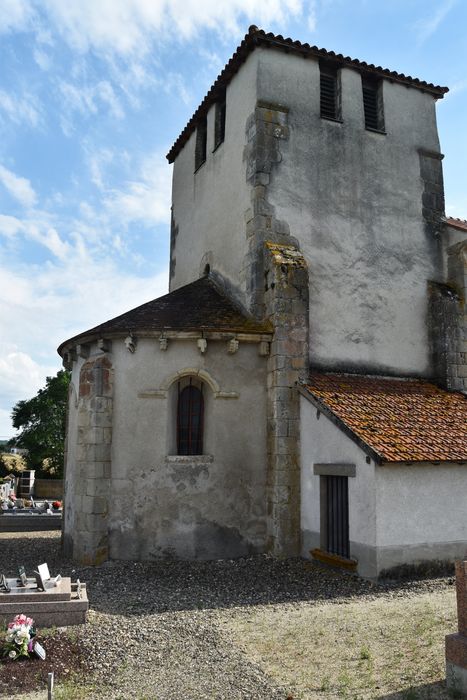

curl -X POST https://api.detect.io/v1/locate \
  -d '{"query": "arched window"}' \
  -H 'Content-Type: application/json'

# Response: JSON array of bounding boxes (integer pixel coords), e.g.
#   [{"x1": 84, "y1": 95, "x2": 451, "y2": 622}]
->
[{"x1": 177, "y1": 379, "x2": 204, "y2": 455}]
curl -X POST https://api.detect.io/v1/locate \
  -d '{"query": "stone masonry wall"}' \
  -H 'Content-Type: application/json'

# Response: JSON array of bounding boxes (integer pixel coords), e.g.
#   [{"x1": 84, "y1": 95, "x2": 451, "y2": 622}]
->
[
  {"x1": 446, "y1": 242, "x2": 467, "y2": 392},
  {"x1": 419, "y1": 149, "x2": 445, "y2": 239},
  {"x1": 243, "y1": 101, "x2": 309, "y2": 555},
  {"x1": 264, "y1": 242, "x2": 309, "y2": 556},
  {"x1": 73, "y1": 355, "x2": 113, "y2": 565},
  {"x1": 243, "y1": 101, "x2": 300, "y2": 318},
  {"x1": 428, "y1": 281, "x2": 462, "y2": 389}
]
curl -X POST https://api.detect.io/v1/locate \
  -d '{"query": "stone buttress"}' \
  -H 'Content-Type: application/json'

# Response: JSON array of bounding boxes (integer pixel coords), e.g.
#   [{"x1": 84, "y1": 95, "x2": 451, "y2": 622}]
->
[
  {"x1": 243, "y1": 100, "x2": 309, "y2": 555},
  {"x1": 72, "y1": 355, "x2": 113, "y2": 565}
]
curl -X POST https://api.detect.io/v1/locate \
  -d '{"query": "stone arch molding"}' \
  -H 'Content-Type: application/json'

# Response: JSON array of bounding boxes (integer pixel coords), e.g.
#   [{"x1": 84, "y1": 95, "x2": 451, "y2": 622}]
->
[{"x1": 138, "y1": 367, "x2": 239, "y2": 400}]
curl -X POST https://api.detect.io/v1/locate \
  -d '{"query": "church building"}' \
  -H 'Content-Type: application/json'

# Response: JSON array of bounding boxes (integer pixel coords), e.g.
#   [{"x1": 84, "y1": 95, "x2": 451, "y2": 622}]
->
[{"x1": 58, "y1": 26, "x2": 467, "y2": 580}]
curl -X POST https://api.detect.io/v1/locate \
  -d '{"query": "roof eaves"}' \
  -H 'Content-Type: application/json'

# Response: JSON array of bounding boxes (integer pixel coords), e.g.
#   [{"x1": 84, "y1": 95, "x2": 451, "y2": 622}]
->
[
  {"x1": 445, "y1": 217, "x2": 467, "y2": 232},
  {"x1": 297, "y1": 384, "x2": 384, "y2": 465},
  {"x1": 166, "y1": 25, "x2": 449, "y2": 164}
]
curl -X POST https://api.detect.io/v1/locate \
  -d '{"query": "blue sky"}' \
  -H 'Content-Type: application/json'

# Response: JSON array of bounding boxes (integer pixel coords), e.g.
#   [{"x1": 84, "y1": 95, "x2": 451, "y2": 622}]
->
[{"x1": 0, "y1": 0, "x2": 466, "y2": 438}]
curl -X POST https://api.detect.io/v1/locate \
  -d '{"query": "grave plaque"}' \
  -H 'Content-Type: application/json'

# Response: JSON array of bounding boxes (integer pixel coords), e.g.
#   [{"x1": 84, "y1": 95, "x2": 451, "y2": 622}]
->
[
  {"x1": 33, "y1": 641, "x2": 46, "y2": 660},
  {"x1": 37, "y1": 563, "x2": 51, "y2": 582},
  {"x1": 0, "y1": 575, "x2": 10, "y2": 592},
  {"x1": 17, "y1": 565, "x2": 27, "y2": 587},
  {"x1": 33, "y1": 570, "x2": 47, "y2": 592}
]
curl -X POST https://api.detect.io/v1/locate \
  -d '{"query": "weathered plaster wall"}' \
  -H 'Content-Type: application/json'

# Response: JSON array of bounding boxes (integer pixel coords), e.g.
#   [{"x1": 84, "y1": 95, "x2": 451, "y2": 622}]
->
[
  {"x1": 256, "y1": 48, "x2": 444, "y2": 376},
  {"x1": 299, "y1": 395, "x2": 377, "y2": 579},
  {"x1": 375, "y1": 463, "x2": 467, "y2": 572},
  {"x1": 170, "y1": 52, "x2": 260, "y2": 304},
  {"x1": 107, "y1": 336, "x2": 268, "y2": 560}
]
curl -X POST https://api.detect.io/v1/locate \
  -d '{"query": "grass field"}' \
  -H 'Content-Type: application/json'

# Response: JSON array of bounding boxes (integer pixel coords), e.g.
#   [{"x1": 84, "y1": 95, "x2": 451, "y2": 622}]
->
[{"x1": 226, "y1": 588, "x2": 459, "y2": 699}]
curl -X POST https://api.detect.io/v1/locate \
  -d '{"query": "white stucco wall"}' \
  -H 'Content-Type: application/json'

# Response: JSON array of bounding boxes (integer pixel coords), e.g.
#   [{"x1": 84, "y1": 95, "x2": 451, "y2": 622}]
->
[
  {"x1": 256, "y1": 48, "x2": 443, "y2": 376},
  {"x1": 170, "y1": 52, "x2": 260, "y2": 304},
  {"x1": 375, "y1": 463, "x2": 467, "y2": 572},
  {"x1": 300, "y1": 394, "x2": 377, "y2": 578},
  {"x1": 104, "y1": 336, "x2": 268, "y2": 560}
]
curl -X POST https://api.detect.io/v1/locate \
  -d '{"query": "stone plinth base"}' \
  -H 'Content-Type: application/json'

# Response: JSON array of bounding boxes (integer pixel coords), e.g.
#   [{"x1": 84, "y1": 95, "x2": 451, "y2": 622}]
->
[
  {"x1": 0, "y1": 578, "x2": 88, "y2": 627},
  {"x1": 446, "y1": 633, "x2": 467, "y2": 696}
]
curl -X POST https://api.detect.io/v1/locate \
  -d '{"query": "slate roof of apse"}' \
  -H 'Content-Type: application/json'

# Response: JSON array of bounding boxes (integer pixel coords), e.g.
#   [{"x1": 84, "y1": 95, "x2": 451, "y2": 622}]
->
[
  {"x1": 58, "y1": 276, "x2": 271, "y2": 354},
  {"x1": 301, "y1": 373, "x2": 467, "y2": 464},
  {"x1": 166, "y1": 25, "x2": 449, "y2": 163},
  {"x1": 446, "y1": 217, "x2": 467, "y2": 232}
]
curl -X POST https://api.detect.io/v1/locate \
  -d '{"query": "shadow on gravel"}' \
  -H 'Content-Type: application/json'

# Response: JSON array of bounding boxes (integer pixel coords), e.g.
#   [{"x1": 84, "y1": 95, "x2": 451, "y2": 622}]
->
[
  {"x1": 1, "y1": 532, "x2": 454, "y2": 617},
  {"x1": 378, "y1": 679, "x2": 452, "y2": 699}
]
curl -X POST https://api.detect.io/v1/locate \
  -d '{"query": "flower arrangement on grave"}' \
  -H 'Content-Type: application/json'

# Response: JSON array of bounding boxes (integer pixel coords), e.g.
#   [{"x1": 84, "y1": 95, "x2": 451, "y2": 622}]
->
[
  {"x1": 52, "y1": 500, "x2": 62, "y2": 510},
  {"x1": 2, "y1": 614, "x2": 36, "y2": 660}
]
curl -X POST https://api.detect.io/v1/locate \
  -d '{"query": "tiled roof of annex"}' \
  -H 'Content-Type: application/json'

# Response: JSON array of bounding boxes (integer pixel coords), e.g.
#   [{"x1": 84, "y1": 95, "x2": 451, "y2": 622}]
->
[
  {"x1": 166, "y1": 25, "x2": 449, "y2": 163},
  {"x1": 58, "y1": 275, "x2": 271, "y2": 355},
  {"x1": 446, "y1": 217, "x2": 467, "y2": 232},
  {"x1": 300, "y1": 373, "x2": 467, "y2": 464}
]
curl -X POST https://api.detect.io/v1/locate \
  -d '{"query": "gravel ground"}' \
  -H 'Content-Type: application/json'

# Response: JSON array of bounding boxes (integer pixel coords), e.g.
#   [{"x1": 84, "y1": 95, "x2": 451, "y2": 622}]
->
[{"x1": 0, "y1": 532, "x2": 455, "y2": 700}]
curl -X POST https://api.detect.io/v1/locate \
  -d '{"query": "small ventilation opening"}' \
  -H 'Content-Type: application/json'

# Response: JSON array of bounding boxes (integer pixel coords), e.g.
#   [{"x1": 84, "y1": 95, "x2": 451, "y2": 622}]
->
[
  {"x1": 214, "y1": 90, "x2": 226, "y2": 149},
  {"x1": 195, "y1": 116, "x2": 207, "y2": 171},
  {"x1": 320, "y1": 61, "x2": 340, "y2": 121},
  {"x1": 362, "y1": 77, "x2": 384, "y2": 131}
]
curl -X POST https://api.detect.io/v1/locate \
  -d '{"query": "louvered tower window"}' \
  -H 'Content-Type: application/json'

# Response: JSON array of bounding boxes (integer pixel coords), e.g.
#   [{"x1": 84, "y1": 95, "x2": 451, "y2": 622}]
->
[
  {"x1": 320, "y1": 62, "x2": 340, "y2": 121},
  {"x1": 195, "y1": 116, "x2": 207, "y2": 171},
  {"x1": 214, "y1": 90, "x2": 226, "y2": 149},
  {"x1": 362, "y1": 78, "x2": 384, "y2": 132},
  {"x1": 177, "y1": 380, "x2": 204, "y2": 455}
]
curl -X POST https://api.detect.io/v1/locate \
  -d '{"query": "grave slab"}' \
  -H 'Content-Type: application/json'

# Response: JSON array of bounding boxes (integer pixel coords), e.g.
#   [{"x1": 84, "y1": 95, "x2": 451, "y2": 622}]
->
[{"x1": 0, "y1": 578, "x2": 88, "y2": 627}]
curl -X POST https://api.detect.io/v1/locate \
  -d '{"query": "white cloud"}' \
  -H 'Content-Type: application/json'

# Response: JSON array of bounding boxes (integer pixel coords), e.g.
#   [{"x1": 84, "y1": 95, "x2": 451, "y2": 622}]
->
[
  {"x1": 0, "y1": 215, "x2": 23, "y2": 238},
  {"x1": 0, "y1": 348, "x2": 45, "y2": 397},
  {"x1": 59, "y1": 79, "x2": 124, "y2": 122},
  {"x1": 0, "y1": 0, "x2": 33, "y2": 34},
  {"x1": 0, "y1": 89, "x2": 41, "y2": 127},
  {"x1": 0, "y1": 165, "x2": 37, "y2": 208},
  {"x1": 33, "y1": 47, "x2": 52, "y2": 71},
  {"x1": 103, "y1": 151, "x2": 172, "y2": 227},
  {"x1": 447, "y1": 79, "x2": 467, "y2": 98},
  {"x1": 0, "y1": 248, "x2": 169, "y2": 436},
  {"x1": 39, "y1": 0, "x2": 303, "y2": 56},
  {"x1": 414, "y1": 0, "x2": 456, "y2": 44},
  {"x1": 305, "y1": 0, "x2": 317, "y2": 32}
]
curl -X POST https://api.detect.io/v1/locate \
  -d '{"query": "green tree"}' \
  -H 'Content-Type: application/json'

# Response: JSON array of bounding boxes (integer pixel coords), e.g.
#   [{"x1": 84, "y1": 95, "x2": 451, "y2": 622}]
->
[{"x1": 11, "y1": 370, "x2": 70, "y2": 478}]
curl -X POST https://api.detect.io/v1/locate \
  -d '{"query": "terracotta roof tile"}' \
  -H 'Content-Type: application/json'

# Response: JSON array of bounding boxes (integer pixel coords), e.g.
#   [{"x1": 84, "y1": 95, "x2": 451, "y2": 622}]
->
[
  {"x1": 302, "y1": 373, "x2": 467, "y2": 463},
  {"x1": 446, "y1": 217, "x2": 467, "y2": 232},
  {"x1": 167, "y1": 25, "x2": 448, "y2": 163}
]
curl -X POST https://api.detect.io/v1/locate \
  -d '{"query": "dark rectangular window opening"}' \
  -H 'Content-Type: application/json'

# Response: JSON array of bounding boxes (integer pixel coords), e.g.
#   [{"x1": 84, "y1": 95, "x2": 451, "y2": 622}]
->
[
  {"x1": 177, "y1": 380, "x2": 204, "y2": 455},
  {"x1": 322, "y1": 475, "x2": 349, "y2": 559},
  {"x1": 320, "y1": 61, "x2": 340, "y2": 121},
  {"x1": 362, "y1": 77, "x2": 384, "y2": 132},
  {"x1": 195, "y1": 116, "x2": 207, "y2": 171},
  {"x1": 214, "y1": 91, "x2": 226, "y2": 149}
]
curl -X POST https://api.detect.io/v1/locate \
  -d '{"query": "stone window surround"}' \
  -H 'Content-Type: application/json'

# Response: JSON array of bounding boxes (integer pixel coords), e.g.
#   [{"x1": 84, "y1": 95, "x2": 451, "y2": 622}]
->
[{"x1": 137, "y1": 367, "x2": 239, "y2": 400}]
